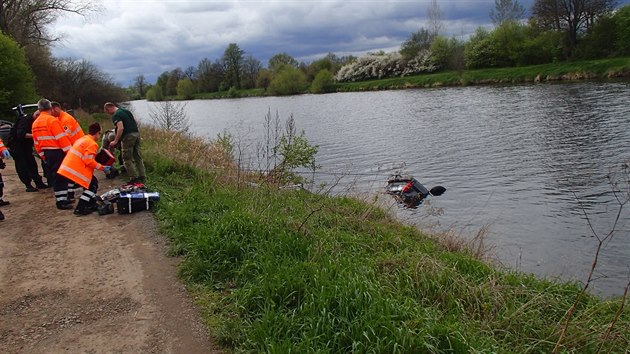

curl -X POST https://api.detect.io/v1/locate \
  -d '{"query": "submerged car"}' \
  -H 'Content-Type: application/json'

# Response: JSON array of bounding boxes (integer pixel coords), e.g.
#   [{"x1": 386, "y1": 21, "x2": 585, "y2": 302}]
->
[{"x1": 385, "y1": 174, "x2": 446, "y2": 209}]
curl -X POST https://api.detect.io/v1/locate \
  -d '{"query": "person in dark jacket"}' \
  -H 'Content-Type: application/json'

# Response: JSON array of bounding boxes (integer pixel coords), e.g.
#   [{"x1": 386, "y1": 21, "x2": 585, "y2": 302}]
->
[{"x1": 10, "y1": 111, "x2": 48, "y2": 192}]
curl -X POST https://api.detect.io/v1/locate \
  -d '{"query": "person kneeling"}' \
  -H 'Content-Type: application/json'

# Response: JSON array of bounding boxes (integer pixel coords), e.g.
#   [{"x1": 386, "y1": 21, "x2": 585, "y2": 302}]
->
[{"x1": 57, "y1": 123, "x2": 111, "y2": 216}]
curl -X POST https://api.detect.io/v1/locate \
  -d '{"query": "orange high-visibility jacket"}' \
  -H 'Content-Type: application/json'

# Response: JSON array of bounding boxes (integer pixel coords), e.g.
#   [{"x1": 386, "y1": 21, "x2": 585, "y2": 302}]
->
[
  {"x1": 59, "y1": 111, "x2": 84, "y2": 144},
  {"x1": 32, "y1": 111, "x2": 72, "y2": 159},
  {"x1": 57, "y1": 135, "x2": 104, "y2": 189},
  {"x1": 0, "y1": 138, "x2": 7, "y2": 154}
]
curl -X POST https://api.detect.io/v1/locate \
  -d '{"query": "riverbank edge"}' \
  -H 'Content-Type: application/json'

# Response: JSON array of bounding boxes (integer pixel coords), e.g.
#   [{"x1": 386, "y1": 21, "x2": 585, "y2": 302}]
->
[
  {"x1": 167, "y1": 56, "x2": 630, "y2": 100},
  {"x1": 128, "y1": 125, "x2": 629, "y2": 352}
]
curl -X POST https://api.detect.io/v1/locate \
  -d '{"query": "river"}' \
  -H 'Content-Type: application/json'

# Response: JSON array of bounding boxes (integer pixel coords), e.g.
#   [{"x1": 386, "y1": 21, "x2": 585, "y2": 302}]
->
[{"x1": 129, "y1": 81, "x2": 630, "y2": 297}]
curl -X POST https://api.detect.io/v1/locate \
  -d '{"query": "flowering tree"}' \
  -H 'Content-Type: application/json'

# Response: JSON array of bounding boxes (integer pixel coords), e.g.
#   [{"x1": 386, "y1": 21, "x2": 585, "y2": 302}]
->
[{"x1": 335, "y1": 51, "x2": 436, "y2": 83}]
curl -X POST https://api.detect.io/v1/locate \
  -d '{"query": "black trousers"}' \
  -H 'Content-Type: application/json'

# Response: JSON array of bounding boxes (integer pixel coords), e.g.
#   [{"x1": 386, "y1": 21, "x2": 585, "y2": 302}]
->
[
  {"x1": 12, "y1": 147, "x2": 44, "y2": 187},
  {"x1": 43, "y1": 149, "x2": 69, "y2": 205},
  {"x1": 75, "y1": 176, "x2": 99, "y2": 212}
]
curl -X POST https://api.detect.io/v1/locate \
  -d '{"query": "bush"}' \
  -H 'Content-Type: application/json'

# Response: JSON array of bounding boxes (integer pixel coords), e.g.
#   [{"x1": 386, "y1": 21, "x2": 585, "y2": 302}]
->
[
  {"x1": 310, "y1": 69, "x2": 335, "y2": 93},
  {"x1": 0, "y1": 33, "x2": 37, "y2": 115},
  {"x1": 268, "y1": 65, "x2": 308, "y2": 95},
  {"x1": 520, "y1": 30, "x2": 564, "y2": 65},
  {"x1": 430, "y1": 36, "x2": 458, "y2": 70},
  {"x1": 146, "y1": 87, "x2": 164, "y2": 101},
  {"x1": 226, "y1": 86, "x2": 240, "y2": 98},
  {"x1": 176, "y1": 78, "x2": 195, "y2": 100},
  {"x1": 614, "y1": 5, "x2": 630, "y2": 55}
]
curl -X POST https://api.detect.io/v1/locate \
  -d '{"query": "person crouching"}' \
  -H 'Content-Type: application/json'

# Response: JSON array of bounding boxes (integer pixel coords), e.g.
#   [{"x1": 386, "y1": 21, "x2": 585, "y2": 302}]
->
[{"x1": 57, "y1": 123, "x2": 111, "y2": 216}]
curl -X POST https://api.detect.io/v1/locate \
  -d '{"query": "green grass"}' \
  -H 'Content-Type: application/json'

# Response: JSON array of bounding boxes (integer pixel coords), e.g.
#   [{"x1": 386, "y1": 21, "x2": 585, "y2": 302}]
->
[{"x1": 140, "y1": 129, "x2": 630, "y2": 353}]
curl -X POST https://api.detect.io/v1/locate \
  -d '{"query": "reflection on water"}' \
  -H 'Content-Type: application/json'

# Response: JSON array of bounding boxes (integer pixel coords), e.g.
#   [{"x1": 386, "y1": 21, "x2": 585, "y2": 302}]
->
[{"x1": 130, "y1": 81, "x2": 630, "y2": 297}]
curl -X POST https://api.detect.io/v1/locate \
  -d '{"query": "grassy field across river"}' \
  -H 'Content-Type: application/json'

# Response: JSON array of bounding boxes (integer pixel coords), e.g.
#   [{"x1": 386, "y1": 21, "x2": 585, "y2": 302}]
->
[{"x1": 132, "y1": 125, "x2": 630, "y2": 353}]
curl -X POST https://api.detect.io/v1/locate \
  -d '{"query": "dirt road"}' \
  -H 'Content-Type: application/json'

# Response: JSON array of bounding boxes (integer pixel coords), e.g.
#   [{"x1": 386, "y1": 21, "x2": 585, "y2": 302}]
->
[{"x1": 0, "y1": 160, "x2": 218, "y2": 353}]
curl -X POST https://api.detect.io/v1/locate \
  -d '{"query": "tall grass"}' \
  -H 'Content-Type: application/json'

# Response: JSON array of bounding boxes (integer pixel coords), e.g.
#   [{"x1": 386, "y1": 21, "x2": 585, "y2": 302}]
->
[{"x1": 141, "y1": 127, "x2": 630, "y2": 353}]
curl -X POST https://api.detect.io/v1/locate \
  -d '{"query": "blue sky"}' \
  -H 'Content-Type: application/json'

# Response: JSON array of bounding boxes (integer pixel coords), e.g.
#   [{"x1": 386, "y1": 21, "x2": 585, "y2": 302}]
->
[{"x1": 50, "y1": 0, "x2": 629, "y2": 86}]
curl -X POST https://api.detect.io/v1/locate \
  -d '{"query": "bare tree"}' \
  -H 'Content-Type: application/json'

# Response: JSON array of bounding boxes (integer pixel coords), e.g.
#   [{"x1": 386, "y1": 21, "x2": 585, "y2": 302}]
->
[
  {"x1": 490, "y1": 0, "x2": 526, "y2": 25},
  {"x1": 134, "y1": 75, "x2": 147, "y2": 97},
  {"x1": 0, "y1": 0, "x2": 99, "y2": 47},
  {"x1": 184, "y1": 66, "x2": 195, "y2": 81},
  {"x1": 149, "y1": 101, "x2": 191, "y2": 133},
  {"x1": 427, "y1": 0, "x2": 442, "y2": 37},
  {"x1": 531, "y1": 0, "x2": 616, "y2": 58},
  {"x1": 242, "y1": 55, "x2": 262, "y2": 89}
]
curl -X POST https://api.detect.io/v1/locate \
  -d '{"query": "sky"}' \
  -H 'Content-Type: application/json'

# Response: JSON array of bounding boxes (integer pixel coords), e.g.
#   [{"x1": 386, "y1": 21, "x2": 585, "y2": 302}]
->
[{"x1": 50, "y1": 0, "x2": 629, "y2": 86}]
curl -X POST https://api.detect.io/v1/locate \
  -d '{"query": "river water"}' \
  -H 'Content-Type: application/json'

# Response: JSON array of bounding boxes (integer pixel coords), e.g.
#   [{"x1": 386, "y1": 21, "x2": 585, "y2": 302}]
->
[{"x1": 129, "y1": 81, "x2": 630, "y2": 297}]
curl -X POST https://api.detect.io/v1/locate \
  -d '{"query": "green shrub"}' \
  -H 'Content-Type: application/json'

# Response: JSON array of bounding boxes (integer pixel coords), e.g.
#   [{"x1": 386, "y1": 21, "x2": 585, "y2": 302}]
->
[
  {"x1": 226, "y1": 86, "x2": 240, "y2": 98},
  {"x1": 310, "y1": 69, "x2": 335, "y2": 93},
  {"x1": 268, "y1": 65, "x2": 308, "y2": 95},
  {"x1": 146, "y1": 86, "x2": 163, "y2": 101},
  {"x1": 614, "y1": 4, "x2": 630, "y2": 55},
  {"x1": 176, "y1": 78, "x2": 195, "y2": 100},
  {"x1": 0, "y1": 33, "x2": 37, "y2": 115}
]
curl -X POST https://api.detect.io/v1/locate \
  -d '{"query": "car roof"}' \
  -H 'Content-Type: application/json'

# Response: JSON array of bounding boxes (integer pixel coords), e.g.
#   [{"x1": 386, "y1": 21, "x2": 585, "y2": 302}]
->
[{"x1": 12, "y1": 104, "x2": 38, "y2": 110}]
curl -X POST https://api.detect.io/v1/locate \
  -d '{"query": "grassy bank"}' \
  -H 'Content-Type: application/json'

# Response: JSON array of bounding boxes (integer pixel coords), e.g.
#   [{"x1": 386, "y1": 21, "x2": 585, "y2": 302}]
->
[{"x1": 137, "y1": 126, "x2": 630, "y2": 353}]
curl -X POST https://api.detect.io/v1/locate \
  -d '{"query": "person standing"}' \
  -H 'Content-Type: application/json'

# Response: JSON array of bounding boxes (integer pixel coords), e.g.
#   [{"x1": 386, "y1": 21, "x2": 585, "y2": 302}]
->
[
  {"x1": 31, "y1": 99, "x2": 73, "y2": 210},
  {"x1": 0, "y1": 137, "x2": 12, "y2": 220},
  {"x1": 58, "y1": 123, "x2": 111, "y2": 215},
  {"x1": 103, "y1": 102, "x2": 145, "y2": 183},
  {"x1": 10, "y1": 110, "x2": 48, "y2": 192}
]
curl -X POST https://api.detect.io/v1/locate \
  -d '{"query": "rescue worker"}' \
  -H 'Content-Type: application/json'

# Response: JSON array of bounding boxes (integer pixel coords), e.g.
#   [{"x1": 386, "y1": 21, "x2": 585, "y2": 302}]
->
[
  {"x1": 0, "y1": 137, "x2": 11, "y2": 220},
  {"x1": 31, "y1": 98, "x2": 74, "y2": 210},
  {"x1": 58, "y1": 123, "x2": 111, "y2": 215},
  {"x1": 11, "y1": 110, "x2": 48, "y2": 191},
  {"x1": 51, "y1": 102, "x2": 84, "y2": 199},
  {"x1": 103, "y1": 102, "x2": 145, "y2": 184},
  {"x1": 51, "y1": 102, "x2": 84, "y2": 144}
]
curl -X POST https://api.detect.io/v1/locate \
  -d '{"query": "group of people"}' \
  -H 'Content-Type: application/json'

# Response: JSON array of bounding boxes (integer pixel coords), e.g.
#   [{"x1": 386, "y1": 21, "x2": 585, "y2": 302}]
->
[{"x1": 0, "y1": 99, "x2": 146, "y2": 220}]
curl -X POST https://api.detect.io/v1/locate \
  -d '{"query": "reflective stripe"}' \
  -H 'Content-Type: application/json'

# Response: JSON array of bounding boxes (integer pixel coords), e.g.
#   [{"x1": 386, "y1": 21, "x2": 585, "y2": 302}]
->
[
  {"x1": 58, "y1": 165, "x2": 90, "y2": 184},
  {"x1": 0, "y1": 143, "x2": 5, "y2": 148},
  {"x1": 37, "y1": 135, "x2": 56, "y2": 141},
  {"x1": 80, "y1": 195, "x2": 91, "y2": 202},
  {"x1": 69, "y1": 149, "x2": 82, "y2": 158},
  {"x1": 84, "y1": 190, "x2": 96, "y2": 197},
  {"x1": 71, "y1": 127, "x2": 82, "y2": 135},
  {"x1": 54, "y1": 132, "x2": 68, "y2": 140},
  {"x1": 62, "y1": 146, "x2": 70, "y2": 152},
  {"x1": 42, "y1": 146, "x2": 62, "y2": 150},
  {"x1": 69, "y1": 149, "x2": 95, "y2": 160},
  {"x1": 55, "y1": 191, "x2": 68, "y2": 196}
]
